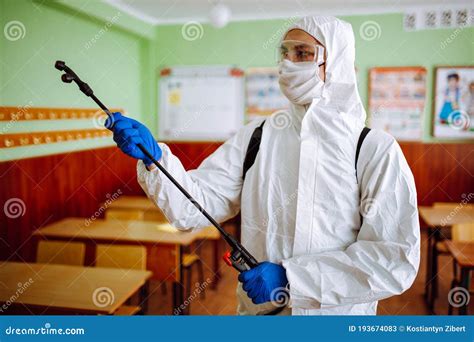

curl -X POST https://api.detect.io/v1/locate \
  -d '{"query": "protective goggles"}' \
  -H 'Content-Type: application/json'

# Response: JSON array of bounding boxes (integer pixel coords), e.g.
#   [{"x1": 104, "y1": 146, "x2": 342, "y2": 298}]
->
[{"x1": 277, "y1": 40, "x2": 325, "y2": 65}]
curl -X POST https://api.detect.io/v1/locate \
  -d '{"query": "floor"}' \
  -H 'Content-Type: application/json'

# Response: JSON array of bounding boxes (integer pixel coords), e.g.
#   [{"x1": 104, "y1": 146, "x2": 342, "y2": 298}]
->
[{"x1": 145, "y1": 229, "x2": 473, "y2": 315}]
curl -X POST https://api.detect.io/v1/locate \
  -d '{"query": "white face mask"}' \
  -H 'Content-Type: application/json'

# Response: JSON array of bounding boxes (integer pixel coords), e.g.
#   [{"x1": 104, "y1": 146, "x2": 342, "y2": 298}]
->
[{"x1": 278, "y1": 59, "x2": 324, "y2": 105}]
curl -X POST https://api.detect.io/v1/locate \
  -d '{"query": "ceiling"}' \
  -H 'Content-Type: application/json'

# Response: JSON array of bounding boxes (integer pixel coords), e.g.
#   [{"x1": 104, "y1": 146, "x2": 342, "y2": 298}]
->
[{"x1": 103, "y1": 0, "x2": 471, "y2": 25}]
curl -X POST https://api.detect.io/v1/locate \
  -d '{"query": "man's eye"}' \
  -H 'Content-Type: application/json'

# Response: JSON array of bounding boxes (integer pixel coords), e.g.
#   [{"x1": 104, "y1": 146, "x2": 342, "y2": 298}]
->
[{"x1": 296, "y1": 51, "x2": 314, "y2": 59}]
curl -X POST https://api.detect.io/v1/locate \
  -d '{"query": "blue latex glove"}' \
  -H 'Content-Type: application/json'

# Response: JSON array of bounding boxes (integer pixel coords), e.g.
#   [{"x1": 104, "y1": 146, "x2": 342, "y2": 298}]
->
[
  {"x1": 105, "y1": 112, "x2": 162, "y2": 166},
  {"x1": 238, "y1": 261, "x2": 289, "y2": 305}
]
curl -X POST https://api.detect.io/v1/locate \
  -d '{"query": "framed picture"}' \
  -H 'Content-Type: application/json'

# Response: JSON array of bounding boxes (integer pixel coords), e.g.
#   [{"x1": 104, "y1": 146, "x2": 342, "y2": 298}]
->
[
  {"x1": 368, "y1": 67, "x2": 427, "y2": 141},
  {"x1": 433, "y1": 66, "x2": 474, "y2": 139}
]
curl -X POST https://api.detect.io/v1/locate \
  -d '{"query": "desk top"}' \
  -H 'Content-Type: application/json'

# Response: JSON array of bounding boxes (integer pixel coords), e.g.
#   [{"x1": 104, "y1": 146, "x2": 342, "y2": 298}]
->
[
  {"x1": 418, "y1": 206, "x2": 474, "y2": 227},
  {"x1": 444, "y1": 241, "x2": 474, "y2": 268},
  {"x1": 105, "y1": 196, "x2": 158, "y2": 211},
  {"x1": 33, "y1": 218, "x2": 210, "y2": 245},
  {"x1": 0, "y1": 262, "x2": 151, "y2": 314}
]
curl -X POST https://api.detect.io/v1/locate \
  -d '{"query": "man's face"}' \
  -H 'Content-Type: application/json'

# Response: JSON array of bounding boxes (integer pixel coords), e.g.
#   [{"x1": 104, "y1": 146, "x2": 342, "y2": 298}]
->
[{"x1": 284, "y1": 29, "x2": 326, "y2": 81}]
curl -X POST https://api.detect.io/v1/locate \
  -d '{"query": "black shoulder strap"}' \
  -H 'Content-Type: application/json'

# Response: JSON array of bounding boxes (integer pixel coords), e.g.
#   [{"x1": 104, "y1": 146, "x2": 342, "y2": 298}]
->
[
  {"x1": 242, "y1": 120, "x2": 265, "y2": 180},
  {"x1": 355, "y1": 127, "x2": 371, "y2": 179},
  {"x1": 242, "y1": 122, "x2": 371, "y2": 181}
]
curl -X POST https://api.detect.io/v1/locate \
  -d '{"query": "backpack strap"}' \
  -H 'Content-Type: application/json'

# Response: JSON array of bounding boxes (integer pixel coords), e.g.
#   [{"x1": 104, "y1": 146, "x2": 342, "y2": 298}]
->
[
  {"x1": 242, "y1": 120, "x2": 265, "y2": 180},
  {"x1": 242, "y1": 122, "x2": 371, "y2": 181},
  {"x1": 355, "y1": 127, "x2": 371, "y2": 180}
]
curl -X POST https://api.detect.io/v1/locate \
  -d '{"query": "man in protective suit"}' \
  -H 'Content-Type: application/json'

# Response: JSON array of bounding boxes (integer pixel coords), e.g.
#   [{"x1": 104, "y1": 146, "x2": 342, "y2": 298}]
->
[{"x1": 107, "y1": 16, "x2": 420, "y2": 315}]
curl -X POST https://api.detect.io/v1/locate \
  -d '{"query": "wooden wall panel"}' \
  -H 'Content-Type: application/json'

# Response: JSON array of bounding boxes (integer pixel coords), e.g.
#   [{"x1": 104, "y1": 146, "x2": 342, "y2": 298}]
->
[
  {"x1": 166, "y1": 141, "x2": 222, "y2": 170},
  {"x1": 399, "y1": 142, "x2": 473, "y2": 205},
  {"x1": 1, "y1": 141, "x2": 472, "y2": 262},
  {"x1": 0, "y1": 147, "x2": 142, "y2": 262}
]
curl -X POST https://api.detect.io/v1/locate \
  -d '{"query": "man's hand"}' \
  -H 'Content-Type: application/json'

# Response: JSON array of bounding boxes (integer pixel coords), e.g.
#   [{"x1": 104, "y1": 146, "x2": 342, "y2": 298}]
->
[
  {"x1": 238, "y1": 261, "x2": 289, "y2": 305},
  {"x1": 105, "y1": 112, "x2": 162, "y2": 166}
]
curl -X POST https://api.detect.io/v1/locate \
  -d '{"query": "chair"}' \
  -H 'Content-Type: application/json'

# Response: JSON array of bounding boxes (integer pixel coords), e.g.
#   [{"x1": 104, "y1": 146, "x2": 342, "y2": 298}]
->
[
  {"x1": 448, "y1": 223, "x2": 474, "y2": 315},
  {"x1": 433, "y1": 202, "x2": 474, "y2": 209},
  {"x1": 36, "y1": 240, "x2": 85, "y2": 266},
  {"x1": 114, "y1": 305, "x2": 141, "y2": 316},
  {"x1": 96, "y1": 244, "x2": 146, "y2": 270},
  {"x1": 96, "y1": 244, "x2": 148, "y2": 314},
  {"x1": 181, "y1": 227, "x2": 220, "y2": 302},
  {"x1": 182, "y1": 244, "x2": 205, "y2": 314},
  {"x1": 143, "y1": 209, "x2": 168, "y2": 223},
  {"x1": 105, "y1": 209, "x2": 144, "y2": 221},
  {"x1": 452, "y1": 222, "x2": 474, "y2": 241}
]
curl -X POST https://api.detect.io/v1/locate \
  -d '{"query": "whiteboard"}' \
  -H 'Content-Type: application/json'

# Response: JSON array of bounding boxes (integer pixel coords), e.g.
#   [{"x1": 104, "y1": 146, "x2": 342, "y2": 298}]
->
[{"x1": 158, "y1": 66, "x2": 245, "y2": 141}]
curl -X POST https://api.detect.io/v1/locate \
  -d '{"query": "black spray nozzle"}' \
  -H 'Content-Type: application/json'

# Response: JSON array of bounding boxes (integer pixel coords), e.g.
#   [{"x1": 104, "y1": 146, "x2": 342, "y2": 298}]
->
[
  {"x1": 55, "y1": 60, "x2": 66, "y2": 71},
  {"x1": 55, "y1": 60, "x2": 93, "y2": 97}
]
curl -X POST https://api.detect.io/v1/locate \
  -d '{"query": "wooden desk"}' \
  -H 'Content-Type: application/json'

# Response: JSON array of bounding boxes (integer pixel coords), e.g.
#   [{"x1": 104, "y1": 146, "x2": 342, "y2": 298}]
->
[
  {"x1": 418, "y1": 205, "x2": 474, "y2": 312},
  {"x1": 0, "y1": 262, "x2": 151, "y2": 315},
  {"x1": 444, "y1": 241, "x2": 474, "y2": 315},
  {"x1": 33, "y1": 218, "x2": 209, "y2": 315},
  {"x1": 106, "y1": 196, "x2": 167, "y2": 221},
  {"x1": 105, "y1": 195, "x2": 222, "y2": 288},
  {"x1": 419, "y1": 206, "x2": 474, "y2": 227}
]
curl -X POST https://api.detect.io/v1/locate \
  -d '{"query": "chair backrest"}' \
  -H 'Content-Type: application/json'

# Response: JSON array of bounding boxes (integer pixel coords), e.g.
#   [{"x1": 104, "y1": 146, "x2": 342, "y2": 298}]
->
[
  {"x1": 433, "y1": 202, "x2": 474, "y2": 209},
  {"x1": 36, "y1": 240, "x2": 85, "y2": 266},
  {"x1": 143, "y1": 210, "x2": 168, "y2": 223},
  {"x1": 105, "y1": 209, "x2": 144, "y2": 221},
  {"x1": 95, "y1": 244, "x2": 147, "y2": 270},
  {"x1": 452, "y1": 223, "x2": 474, "y2": 242}
]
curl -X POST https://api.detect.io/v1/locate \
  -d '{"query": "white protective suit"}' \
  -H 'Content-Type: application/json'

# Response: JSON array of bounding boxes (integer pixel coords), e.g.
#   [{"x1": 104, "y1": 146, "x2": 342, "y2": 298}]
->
[{"x1": 138, "y1": 16, "x2": 420, "y2": 315}]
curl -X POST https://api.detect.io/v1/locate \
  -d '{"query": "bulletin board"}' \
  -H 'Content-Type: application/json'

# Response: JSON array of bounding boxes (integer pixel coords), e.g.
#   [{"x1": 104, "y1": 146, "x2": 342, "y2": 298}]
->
[
  {"x1": 368, "y1": 66, "x2": 427, "y2": 141},
  {"x1": 158, "y1": 66, "x2": 245, "y2": 141},
  {"x1": 245, "y1": 67, "x2": 288, "y2": 122}
]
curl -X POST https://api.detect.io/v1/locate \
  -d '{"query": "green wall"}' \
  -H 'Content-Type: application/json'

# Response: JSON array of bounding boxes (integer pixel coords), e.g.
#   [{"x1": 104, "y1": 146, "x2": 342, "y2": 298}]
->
[{"x1": 154, "y1": 13, "x2": 474, "y2": 142}]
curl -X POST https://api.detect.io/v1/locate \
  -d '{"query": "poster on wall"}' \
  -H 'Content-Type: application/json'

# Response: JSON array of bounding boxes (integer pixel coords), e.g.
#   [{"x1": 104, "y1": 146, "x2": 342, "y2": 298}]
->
[
  {"x1": 433, "y1": 66, "x2": 474, "y2": 139},
  {"x1": 368, "y1": 67, "x2": 427, "y2": 141},
  {"x1": 245, "y1": 67, "x2": 288, "y2": 122}
]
